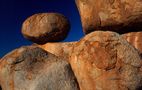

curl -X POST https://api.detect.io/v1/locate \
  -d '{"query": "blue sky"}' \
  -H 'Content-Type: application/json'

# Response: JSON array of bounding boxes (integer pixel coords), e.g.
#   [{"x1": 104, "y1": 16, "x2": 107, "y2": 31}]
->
[{"x1": 0, "y1": 0, "x2": 84, "y2": 57}]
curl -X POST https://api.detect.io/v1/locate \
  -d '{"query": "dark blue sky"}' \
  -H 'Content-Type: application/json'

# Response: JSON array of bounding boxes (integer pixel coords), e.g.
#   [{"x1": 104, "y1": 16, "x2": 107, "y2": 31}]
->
[{"x1": 0, "y1": 0, "x2": 84, "y2": 57}]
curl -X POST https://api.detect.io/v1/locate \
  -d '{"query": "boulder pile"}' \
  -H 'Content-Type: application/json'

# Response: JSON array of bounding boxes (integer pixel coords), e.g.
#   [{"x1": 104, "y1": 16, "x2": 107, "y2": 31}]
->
[{"x1": 1, "y1": 0, "x2": 142, "y2": 90}]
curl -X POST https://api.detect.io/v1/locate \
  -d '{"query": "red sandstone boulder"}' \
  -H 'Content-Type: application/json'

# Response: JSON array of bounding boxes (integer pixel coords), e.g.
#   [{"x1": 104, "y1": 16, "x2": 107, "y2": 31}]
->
[{"x1": 69, "y1": 31, "x2": 142, "y2": 90}]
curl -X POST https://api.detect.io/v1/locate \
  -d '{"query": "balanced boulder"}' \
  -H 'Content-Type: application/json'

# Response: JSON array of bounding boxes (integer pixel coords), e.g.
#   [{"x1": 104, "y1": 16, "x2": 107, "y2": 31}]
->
[
  {"x1": 76, "y1": 0, "x2": 142, "y2": 34},
  {"x1": 69, "y1": 31, "x2": 142, "y2": 90},
  {"x1": 22, "y1": 13, "x2": 70, "y2": 44},
  {"x1": 0, "y1": 46, "x2": 79, "y2": 90}
]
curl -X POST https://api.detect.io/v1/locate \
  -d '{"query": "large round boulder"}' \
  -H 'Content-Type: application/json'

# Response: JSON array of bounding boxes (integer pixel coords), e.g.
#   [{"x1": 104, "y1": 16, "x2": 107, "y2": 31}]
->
[
  {"x1": 76, "y1": 0, "x2": 142, "y2": 34},
  {"x1": 69, "y1": 31, "x2": 142, "y2": 90},
  {"x1": 0, "y1": 46, "x2": 79, "y2": 90}
]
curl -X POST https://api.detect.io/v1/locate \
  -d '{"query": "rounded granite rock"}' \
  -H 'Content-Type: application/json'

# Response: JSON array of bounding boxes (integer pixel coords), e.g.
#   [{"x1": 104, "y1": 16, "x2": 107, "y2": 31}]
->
[
  {"x1": 69, "y1": 31, "x2": 142, "y2": 90},
  {"x1": 22, "y1": 13, "x2": 70, "y2": 44},
  {"x1": 0, "y1": 46, "x2": 79, "y2": 90},
  {"x1": 76, "y1": 0, "x2": 142, "y2": 34}
]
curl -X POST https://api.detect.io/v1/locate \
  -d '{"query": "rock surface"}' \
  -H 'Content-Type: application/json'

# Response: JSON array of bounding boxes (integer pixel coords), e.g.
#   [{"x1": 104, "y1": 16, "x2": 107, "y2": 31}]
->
[
  {"x1": 0, "y1": 46, "x2": 79, "y2": 90},
  {"x1": 76, "y1": 0, "x2": 142, "y2": 34},
  {"x1": 69, "y1": 31, "x2": 142, "y2": 90},
  {"x1": 38, "y1": 42, "x2": 76, "y2": 60},
  {"x1": 122, "y1": 31, "x2": 142, "y2": 54},
  {"x1": 22, "y1": 13, "x2": 70, "y2": 44}
]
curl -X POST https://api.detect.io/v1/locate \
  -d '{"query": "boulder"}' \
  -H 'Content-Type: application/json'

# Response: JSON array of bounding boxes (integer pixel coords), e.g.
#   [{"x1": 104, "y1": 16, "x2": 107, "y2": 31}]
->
[
  {"x1": 122, "y1": 31, "x2": 142, "y2": 54},
  {"x1": 38, "y1": 42, "x2": 76, "y2": 60},
  {"x1": 0, "y1": 46, "x2": 79, "y2": 90},
  {"x1": 69, "y1": 31, "x2": 142, "y2": 90},
  {"x1": 76, "y1": 0, "x2": 142, "y2": 34},
  {"x1": 22, "y1": 13, "x2": 70, "y2": 44}
]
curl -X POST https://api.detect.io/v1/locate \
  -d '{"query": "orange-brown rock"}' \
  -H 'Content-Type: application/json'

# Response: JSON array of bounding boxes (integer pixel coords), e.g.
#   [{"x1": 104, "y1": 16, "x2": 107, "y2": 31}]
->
[
  {"x1": 69, "y1": 31, "x2": 142, "y2": 90},
  {"x1": 122, "y1": 31, "x2": 142, "y2": 54},
  {"x1": 22, "y1": 13, "x2": 70, "y2": 44},
  {"x1": 38, "y1": 42, "x2": 76, "y2": 60},
  {"x1": 0, "y1": 46, "x2": 79, "y2": 90},
  {"x1": 76, "y1": 0, "x2": 142, "y2": 34}
]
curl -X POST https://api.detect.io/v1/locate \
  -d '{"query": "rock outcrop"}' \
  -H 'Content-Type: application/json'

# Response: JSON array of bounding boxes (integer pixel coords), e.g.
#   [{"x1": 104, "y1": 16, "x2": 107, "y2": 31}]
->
[
  {"x1": 0, "y1": 46, "x2": 79, "y2": 90},
  {"x1": 76, "y1": 0, "x2": 142, "y2": 34},
  {"x1": 69, "y1": 31, "x2": 142, "y2": 90},
  {"x1": 22, "y1": 13, "x2": 70, "y2": 44},
  {"x1": 122, "y1": 31, "x2": 142, "y2": 54},
  {"x1": 38, "y1": 42, "x2": 76, "y2": 60},
  {"x1": 1, "y1": 0, "x2": 142, "y2": 89}
]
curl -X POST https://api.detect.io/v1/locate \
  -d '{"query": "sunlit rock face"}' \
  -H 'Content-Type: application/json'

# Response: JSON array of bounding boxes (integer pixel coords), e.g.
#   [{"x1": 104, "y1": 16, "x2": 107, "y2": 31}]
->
[
  {"x1": 0, "y1": 46, "x2": 79, "y2": 90},
  {"x1": 69, "y1": 31, "x2": 142, "y2": 90},
  {"x1": 76, "y1": 0, "x2": 142, "y2": 34},
  {"x1": 22, "y1": 13, "x2": 70, "y2": 44},
  {"x1": 122, "y1": 31, "x2": 142, "y2": 55}
]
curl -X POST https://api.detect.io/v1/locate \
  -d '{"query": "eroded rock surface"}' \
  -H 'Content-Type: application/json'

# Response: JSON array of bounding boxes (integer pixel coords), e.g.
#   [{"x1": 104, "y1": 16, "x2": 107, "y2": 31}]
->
[
  {"x1": 76, "y1": 0, "x2": 142, "y2": 34},
  {"x1": 0, "y1": 46, "x2": 79, "y2": 90},
  {"x1": 22, "y1": 13, "x2": 70, "y2": 44},
  {"x1": 122, "y1": 31, "x2": 142, "y2": 54},
  {"x1": 69, "y1": 31, "x2": 142, "y2": 90},
  {"x1": 38, "y1": 42, "x2": 76, "y2": 60}
]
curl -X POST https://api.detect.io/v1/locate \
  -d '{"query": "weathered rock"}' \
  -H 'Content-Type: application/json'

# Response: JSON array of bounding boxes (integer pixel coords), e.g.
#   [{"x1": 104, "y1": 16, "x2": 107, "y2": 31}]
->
[
  {"x1": 122, "y1": 31, "x2": 142, "y2": 54},
  {"x1": 69, "y1": 31, "x2": 142, "y2": 90},
  {"x1": 22, "y1": 13, "x2": 70, "y2": 44},
  {"x1": 76, "y1": 0, "x2": 142, "y2": 34},
  {"x1": 0, "y1": 46, "x2": 79, "y2": 90},
  {"x1": 38, "y1": 42, "x2": 76, "y2": 60}
]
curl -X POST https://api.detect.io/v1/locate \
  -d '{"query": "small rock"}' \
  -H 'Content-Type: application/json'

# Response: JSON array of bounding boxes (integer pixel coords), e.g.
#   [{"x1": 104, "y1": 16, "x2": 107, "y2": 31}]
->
[
  {"x1": 76, "y1": 0, "x2": 142, "y2": 34},
  {"x1": 69, "y1": 31, "x2": 142, "y2": 90},
  {"x1": 22, "y1": 13, "x2": 70, "y2": 44},
  {"x1": 0, "y1": 46, "x2": 79, "y2": 90}
]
